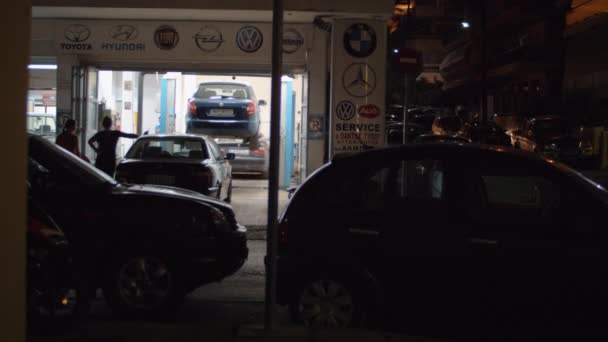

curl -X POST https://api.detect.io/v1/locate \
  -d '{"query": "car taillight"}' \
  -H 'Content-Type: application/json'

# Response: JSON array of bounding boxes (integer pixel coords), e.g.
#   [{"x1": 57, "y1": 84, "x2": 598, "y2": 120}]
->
[
  {"x1": 279, "y1": 219, "x2": 288, "y2": 245},
  {"x1": 252, "y1": 148, "x2": 265, "y2": 157},
  {"x1": 188, "y1": 100, "x2": 197, "y2": 115},
  {"x1": 246, "y1": 102, "x2": 256, "y2": 116}
]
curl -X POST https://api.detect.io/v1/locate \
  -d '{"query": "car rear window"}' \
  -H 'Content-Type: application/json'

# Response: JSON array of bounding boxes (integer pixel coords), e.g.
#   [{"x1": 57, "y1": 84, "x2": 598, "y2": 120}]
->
[
  {"x1": 194, "y1": 83, "x2": 250, "y2": 100},
  {"x1": 126, "y1": 139, "x2": 208, "y2": 160}
]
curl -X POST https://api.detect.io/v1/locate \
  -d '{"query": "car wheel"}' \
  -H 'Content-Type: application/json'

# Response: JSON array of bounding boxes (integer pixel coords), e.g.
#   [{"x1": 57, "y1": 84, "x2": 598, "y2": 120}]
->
[
  {"x1": 225, "y1": 180, "x2": 233, "y2": 203},
  {"x1": 103, "y1": 255, "x2": 184, "y2": 318},
  {"x1": 289, "y1": 277, "x2": 363, "y2": 328}
]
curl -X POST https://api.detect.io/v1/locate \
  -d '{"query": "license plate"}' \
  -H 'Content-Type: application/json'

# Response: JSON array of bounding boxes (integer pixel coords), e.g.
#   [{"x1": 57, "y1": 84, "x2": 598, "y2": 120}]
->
[
  {"x1": 146, "y1": 174, "x2": 175, "y2": 185},
  {"x1": 229, "y1": 148, "x2": 249, "y2": 156},
  {"x1": 209, "y1": 108, "x2": 234, "y2": 116}
]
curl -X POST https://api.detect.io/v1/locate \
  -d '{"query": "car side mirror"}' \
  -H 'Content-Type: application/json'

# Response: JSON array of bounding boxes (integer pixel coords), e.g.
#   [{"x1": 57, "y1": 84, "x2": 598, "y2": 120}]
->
[
  {"x1": 258, "y1": 99, "x2": 268, "y2": 106},
  {"x1": 225, "y1": 152, "x2": 236, "y2": 161}
]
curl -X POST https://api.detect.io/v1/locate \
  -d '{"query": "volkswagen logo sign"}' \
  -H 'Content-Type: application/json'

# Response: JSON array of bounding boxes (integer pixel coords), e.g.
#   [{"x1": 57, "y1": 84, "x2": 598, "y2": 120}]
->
[
  {"x1": 64, "y1": 24, "x2": 91, "y2": 43},
  {"x1": 358, "y1": 104, "x2": 381, "y2": 119},
  {"x1": 236, "y1": 26, "x2": 263, "y2": 53},
  {"x1": 342, "y1": 63, "x2": 377, "y2": 98},
  {"x1": 154, "y1": 25, "x2": 179, "y2": 50},
  {"x1": 109, "y1": 25, "x2": 139, "y2": 41},
  {"x1": 193, "y1": 26, "x2": 224, "y2": 52},
  {"x1": 282, "y1": 29, "x2": 304, "y2": 54},
  {"x1": 336, "y1": 101, "x2": 356, "y2": 121}
]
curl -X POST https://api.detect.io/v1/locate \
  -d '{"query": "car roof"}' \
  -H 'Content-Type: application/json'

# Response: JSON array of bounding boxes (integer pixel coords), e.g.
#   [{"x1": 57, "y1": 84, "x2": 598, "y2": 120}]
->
[
  {"x1": 530, "y1": 115, "x2": 561, "y2": 122},
  {"x1": 137, "y1": 133, "x2": 208, "y2": 141},
  {"x1": 331, "y1": 143, "x2": 548, "y2": 166},
  {"x1": 198, "y1": 80, "x2": 251, "y2": 87}
]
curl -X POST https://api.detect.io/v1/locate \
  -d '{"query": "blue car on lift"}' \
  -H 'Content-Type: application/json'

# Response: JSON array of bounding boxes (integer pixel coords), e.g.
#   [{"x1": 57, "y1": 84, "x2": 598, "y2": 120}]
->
[{"x1": 186, "y1": 81, "x2": 267, "y2": 139}]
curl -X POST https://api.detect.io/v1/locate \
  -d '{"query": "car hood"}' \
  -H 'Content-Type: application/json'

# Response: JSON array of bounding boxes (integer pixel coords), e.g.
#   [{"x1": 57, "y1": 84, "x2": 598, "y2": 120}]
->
[{"x1": 117, "y1": 183, "x2": 231, "y2": 211}]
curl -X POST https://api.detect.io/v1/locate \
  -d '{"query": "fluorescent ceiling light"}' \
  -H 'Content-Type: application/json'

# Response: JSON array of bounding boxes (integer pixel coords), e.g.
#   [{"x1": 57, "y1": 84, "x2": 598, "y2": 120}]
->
[{"x1": 28, "y1": 64, "x2": 57, "y2": 70}]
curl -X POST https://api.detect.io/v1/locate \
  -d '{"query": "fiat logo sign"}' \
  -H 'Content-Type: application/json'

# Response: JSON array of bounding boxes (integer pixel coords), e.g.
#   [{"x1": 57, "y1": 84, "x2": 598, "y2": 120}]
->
[{"x1": 358, "y1": 104, "x2": 381, "y2": 119}]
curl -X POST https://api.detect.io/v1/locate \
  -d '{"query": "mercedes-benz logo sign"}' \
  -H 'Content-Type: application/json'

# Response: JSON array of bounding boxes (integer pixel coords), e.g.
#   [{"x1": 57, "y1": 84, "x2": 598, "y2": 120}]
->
[
  {"x1": 282, "y1": 29, "x2": 304, "y2": 54},
  {"x1": 64, "y1": 24, "x2": 91, "y2": 43},
  {"x1": 342, "y1": 63, "x2": 377, "y2": 98},
  {"x1": 236, "y1": 26, "x2": 263, "y2": 53},
  {"x1": 336, "y1": 101, "x2": 356, "y2": 121},
  {"x1": 154, "y1": 25, "x2": 180, "y2": 50},
  {"x1": 344, "y1": 23, "x2": 377, "y2": 58},
  {"x1": 109, "y1": 25, "x2": 139, "y2": 41},
  {"x1": 193, "y1": 26, "x2": 224, "y2": 52}
]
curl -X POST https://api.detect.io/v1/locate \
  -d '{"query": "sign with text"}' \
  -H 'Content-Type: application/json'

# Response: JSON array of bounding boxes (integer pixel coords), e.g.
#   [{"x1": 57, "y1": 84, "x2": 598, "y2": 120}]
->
[{"x1": 330, "y1": 20, "x2": 386, "y2": 156}]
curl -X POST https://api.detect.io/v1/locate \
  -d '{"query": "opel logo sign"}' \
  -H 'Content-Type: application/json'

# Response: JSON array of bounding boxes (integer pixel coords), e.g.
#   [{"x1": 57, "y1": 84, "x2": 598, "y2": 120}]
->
[
  {"x1": 154, "y1": 25, "x2": 180, "y2": 50},
  {"x1": 109, "y1": 25, "x2": 139, "y2": 41},
  {"x1": 336, "y1": 101, "x2": 356, "y2": 121},
  {"x1": 64, "y1": 24, "x2": 91, "y2": 43},
  {"x1": 342, "y1": 63, "x2": 377, "y2": 98},
  {"x1": 236, "y1": 26, "x2": 263, "y2": 53},
  {"x1": 193, "y1": 26, "x2": 224, "y2": 52}
]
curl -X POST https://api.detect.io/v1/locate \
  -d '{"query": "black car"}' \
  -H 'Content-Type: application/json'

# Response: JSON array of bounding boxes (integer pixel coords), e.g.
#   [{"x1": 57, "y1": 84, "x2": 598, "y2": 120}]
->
[
  {"x1": 28, "y1": 134, "x2": 248, "y2": 316},
  {"x1": 115, "y1": 134, "x2": 234, "y2": 202},
  {"x1": 507, "y1": 116, "x2": 595, "y2": 167},
  {"x1": 275, "y1": 143, "x2": 608, "y2": 334},
  {"x1": 385, "y1": 122, "x2": 428, "y2": 145},
  {"x1": 186, "y1": 81, "x2": 267, "y2": 139},
  {"x1": 463, "y1": 120, "x2": 511, "y2": 146}
]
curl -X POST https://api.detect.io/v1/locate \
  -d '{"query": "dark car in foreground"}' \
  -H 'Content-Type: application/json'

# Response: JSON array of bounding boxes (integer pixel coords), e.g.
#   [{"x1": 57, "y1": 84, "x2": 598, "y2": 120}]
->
[
  {"x1": 217, "y1": 137, "x2": 269, "y2": 177},
  {"x1": 115, "y1": 134, "x2": 234, "y2": 202},
  {"x1": 275, "y1": 143, "x2": 608, "y2": 336},
  {"x1": 28, "y1": 135, "x2": 247, "y2": 316},
  {"x1": 507, "y1": 116, "x2": 595, "y2": 167},
  {"x1": 186, "y1": 81, "x2": 266, "y2": 139}
]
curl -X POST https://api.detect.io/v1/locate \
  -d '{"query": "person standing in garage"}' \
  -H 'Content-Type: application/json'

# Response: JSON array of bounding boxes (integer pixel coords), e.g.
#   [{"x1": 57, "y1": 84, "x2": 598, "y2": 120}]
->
[
  {"x1": 88, "y1": 116, "x2": 138, "y2": 176},
  {"x1": 56, "y1": 118, "x2": 89, "y2": 162}
]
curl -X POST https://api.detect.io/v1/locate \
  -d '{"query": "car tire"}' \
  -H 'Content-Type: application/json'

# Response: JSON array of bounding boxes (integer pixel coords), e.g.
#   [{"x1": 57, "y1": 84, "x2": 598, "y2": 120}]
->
[
  {"x1": 102, "y1": 254, "x2": 185, "y2": 318},
  {"x1": 289, "y1": 276, "x2": 364, "y2": 328},
  {"x1": 225, "y1": 180, "x2": 233, "y2": 203}
]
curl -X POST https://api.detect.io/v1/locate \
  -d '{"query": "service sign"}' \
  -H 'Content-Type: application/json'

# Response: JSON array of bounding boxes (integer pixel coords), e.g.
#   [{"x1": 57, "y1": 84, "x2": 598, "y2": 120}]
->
[
  {"x1": 330, "y1": 20, "x2": 386, "y2": 156},
  {"x1": 55, "y1": 20, "x2": 310, "y2": 66}
]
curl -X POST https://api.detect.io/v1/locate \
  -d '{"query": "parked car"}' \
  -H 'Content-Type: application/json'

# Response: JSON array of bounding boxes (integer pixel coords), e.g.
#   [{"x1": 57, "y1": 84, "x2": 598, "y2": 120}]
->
[
  {"x1": 274, "y1": 143, "x2": 608, "y2": 334},
  {"x1": 186, "y1": 81, "x2": 267, "y2": 139},
  {"x1": 463, "y1": 120, "x2": 511, "y2": 146},
  {"x1": 507, "y1": 116, "x2": 595, "y2": 167},
  {"x1": 431, "y1": 115, "x2": 463, "y2": 135},
  {"x1": 385, "y1": 122, "x2": 428, "y2": 145},
  {"x1": 115, "y1": 134, "x2": 234, "y2": 202},
  {"x1": 413, "y1": 134, "x2": 471, "y2": 144},
  {"x1": 27, "y1": 112, "x2": 56, "y2": 142},
  {"x1": 28, "y1": 134, "x2": 247, "y2": 316},
  {"x1": 217, "y1": 137, "x2": 269, "y2": 178}
]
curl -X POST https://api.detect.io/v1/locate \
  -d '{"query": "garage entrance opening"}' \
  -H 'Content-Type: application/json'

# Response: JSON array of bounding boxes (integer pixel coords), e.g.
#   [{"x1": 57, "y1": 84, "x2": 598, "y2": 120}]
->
[{"x1": 90, "y1": 70, "x2": 306, "y2": 188}]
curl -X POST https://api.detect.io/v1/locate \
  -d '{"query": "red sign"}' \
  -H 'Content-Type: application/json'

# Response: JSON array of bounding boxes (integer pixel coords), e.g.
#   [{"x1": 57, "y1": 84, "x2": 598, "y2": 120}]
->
[
  {"x1": 358, "y1": 104, "x2": 381, "y2": 119},
  {"x1": 397, "y1": 48, "x2": 422, "y2": 74}
]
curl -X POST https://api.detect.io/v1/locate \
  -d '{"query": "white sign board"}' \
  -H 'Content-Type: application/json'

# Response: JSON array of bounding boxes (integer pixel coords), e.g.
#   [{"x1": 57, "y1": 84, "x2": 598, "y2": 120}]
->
[
  {"x1": 55, "y1": 20, "x2": 310, "y2": 66},
  {"x1": 330, "y1": 20, "x2": 386, "y2": 156}
]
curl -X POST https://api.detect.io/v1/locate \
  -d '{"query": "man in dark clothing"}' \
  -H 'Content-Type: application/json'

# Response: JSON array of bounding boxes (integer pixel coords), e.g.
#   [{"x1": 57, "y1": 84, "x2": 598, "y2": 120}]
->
[{"x1": 88, "y1": 116, "x2": 138, "y2": 176}]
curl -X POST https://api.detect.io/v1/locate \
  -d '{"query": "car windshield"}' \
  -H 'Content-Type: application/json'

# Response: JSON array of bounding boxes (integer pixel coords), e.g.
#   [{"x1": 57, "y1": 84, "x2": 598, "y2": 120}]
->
[
  {"x1": 535, "y1": 119, "x2": 569, "y2": 137},
  {"x1": 27, "y1": 115, "x2": 56, "y2": 135},
  {"x1": 29, "y1": 135, "x2": 117, "y2": 186},
  {"x1": 126, "y1": 138, "x2": 208, "y2": 160},
  {"x1": 194, "y1": 83, "x2": 250, "y2": 100}
]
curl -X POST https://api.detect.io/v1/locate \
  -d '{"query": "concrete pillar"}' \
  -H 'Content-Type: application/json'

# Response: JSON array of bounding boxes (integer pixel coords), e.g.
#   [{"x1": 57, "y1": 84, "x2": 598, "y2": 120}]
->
[
  {"x1": 56, "y1": 54, "x2": 79, "y2": 129},
  {"x1": 0, "y1": 1, "x2": 29, "y2": 341},
  {"x1": 305, "y1": 26, "x2": 330, "y2": 177}
]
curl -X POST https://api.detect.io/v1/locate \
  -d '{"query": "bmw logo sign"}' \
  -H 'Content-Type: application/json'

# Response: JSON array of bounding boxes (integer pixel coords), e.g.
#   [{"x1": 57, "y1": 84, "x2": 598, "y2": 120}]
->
[
  {"x1": 236, "y1": 26, "x2": 263, "y2": 53},
  {"x1": 343, "y1": 23, "x2": 377, "y2": 58}
]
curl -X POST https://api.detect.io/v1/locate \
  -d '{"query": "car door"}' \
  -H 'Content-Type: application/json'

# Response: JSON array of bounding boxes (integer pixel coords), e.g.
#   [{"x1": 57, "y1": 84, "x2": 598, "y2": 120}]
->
[
  {"x1": 206, "y1": 139, "x2": 230, "y2": 199},
  {"x1": 335, "y1": 151, "x2": 464, "y2": 322},
  {"x1": 452, "y1": 154, "x2": 604, "y2": 323}
]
